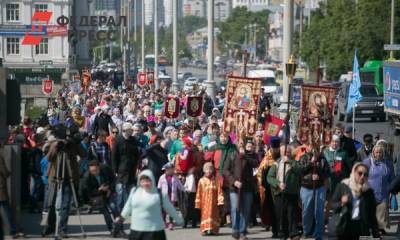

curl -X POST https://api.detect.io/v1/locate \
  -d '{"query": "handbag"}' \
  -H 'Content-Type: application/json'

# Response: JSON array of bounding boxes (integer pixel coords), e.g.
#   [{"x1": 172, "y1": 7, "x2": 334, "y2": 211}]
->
[
  {"x1": 90, "y1": 195, "x2": 105, "y2": 210},
  {"x1": 328, "y1": 205, "x2": 349, "y2": 237}
]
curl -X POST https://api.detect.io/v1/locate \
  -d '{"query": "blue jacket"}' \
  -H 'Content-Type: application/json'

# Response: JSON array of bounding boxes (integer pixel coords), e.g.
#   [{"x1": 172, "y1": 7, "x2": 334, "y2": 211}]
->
[{"x1": 363, "y1": 157, "x2": 394, "y2": 203}]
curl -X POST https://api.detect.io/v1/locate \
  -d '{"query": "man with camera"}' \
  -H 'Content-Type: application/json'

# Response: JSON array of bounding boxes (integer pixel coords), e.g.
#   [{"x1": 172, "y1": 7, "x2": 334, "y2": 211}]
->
[
  {"x1": 79, "y1": 160, "x2": 120, "y2": 236},
  {"x1": 42, "y1": 124, "x2": 85, "y2": 238}
]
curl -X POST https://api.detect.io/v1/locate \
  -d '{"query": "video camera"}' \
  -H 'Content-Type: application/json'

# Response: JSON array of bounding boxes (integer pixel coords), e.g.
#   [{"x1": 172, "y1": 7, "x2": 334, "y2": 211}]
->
[{"x1": 51, "y1": 123, "x2": 82, "y2": 145}]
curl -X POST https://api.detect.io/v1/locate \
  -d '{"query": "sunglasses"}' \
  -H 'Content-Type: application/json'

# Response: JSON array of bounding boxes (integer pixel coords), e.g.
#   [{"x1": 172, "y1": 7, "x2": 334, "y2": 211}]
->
[
  {"x1": 357, "y1": 171, "x2": 368, "y2": 177},
  {"x1": 112, "y1": 132, "x2": 119, "y2": 134}
]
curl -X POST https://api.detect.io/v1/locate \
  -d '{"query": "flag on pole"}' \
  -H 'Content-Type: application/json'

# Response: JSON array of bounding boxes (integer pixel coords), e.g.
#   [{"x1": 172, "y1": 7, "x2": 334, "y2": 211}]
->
[{"x1": 346, "y1": 50, "x2": 363, "y2": 113}]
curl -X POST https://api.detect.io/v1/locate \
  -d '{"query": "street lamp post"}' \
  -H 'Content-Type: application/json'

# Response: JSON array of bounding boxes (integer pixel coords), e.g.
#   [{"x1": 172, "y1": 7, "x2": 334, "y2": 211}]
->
[
  {"x1": 141, "y1": 0, "x2": 145, "y2": 71},
  {"x1": 172, "y1": 0, "x2": 179, "y2": 91},
  {"x1": 282, "y1": 0, "x2": 294, "y2": 118},
  {"x1": 284, "y1": 55, "x2": 297, "y2": 151},
  {"x1": 154, "y1": 0, "x2": 159, "y2": 89},
  {"x1": 206, "y1": 0, "x2": 216, "y2": 100},
  {"x1": 390, "y1": 0, "x2": 395, "y2": 59}
]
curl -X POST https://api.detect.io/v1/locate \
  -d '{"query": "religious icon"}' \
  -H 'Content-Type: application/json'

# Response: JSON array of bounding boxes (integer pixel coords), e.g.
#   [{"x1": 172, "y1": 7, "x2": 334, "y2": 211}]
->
[
  {"x1": 234, "y1": 84, "x2": 252, "y2": 109},
  {"x1": 308, "y1": 92, "x2": 327, "y2": 119}
]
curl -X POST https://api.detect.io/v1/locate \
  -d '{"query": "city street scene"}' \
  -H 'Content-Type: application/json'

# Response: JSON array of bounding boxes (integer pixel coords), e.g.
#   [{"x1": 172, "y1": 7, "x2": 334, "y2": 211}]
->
[{"x1": 1, "y1": 0, "x2": 400, "y2": 240}]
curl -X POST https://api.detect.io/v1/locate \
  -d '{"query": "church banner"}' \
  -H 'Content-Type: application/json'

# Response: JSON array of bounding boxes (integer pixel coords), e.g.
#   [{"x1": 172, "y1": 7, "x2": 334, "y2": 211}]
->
[
  {"x1": 186, "y1": 96, "x2": 203, "y2": 117},
  {"x1": 298, "y1": 85, "x2": 336, "y2": 146},
  {"x1": 164, "y1": 96, "x2": 180, "y2": 119},
  {"x1": 223, "y1": 76, "x2": 262, "y2": 140}
]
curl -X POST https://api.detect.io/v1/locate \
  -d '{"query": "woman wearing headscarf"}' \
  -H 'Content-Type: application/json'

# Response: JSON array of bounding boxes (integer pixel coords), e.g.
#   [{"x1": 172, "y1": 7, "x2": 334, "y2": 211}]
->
[
  {"x1": 204, "y1": 132, "x2": 238, "y2": 225},
  {"x1": 362, "y1": 145, "x2": 394, "y2": 234},
  {"x1": 116, "y1": 170, "x2": 183, "y2": 240},
  {"x1": 330, "y1": 162, "x2": 380, "y2": 239}
]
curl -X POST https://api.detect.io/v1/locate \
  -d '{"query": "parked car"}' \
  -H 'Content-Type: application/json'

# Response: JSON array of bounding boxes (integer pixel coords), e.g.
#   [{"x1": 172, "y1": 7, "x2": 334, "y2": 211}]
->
[
  {"x1": 185, "y1": 77, "x2": 199, "y2": 84},
  {"x1": 159, "y1": 75, "x2": 172, "y2": 87},
  {"x1": 337, "y1": 82, "x2": 385, "y2": 122},
  {"x1": 105, "y1": 63, "x2": 117, "y2": 73},
  {"x1": 178, "y1": 72, "x2": 193, "y2": 82}
]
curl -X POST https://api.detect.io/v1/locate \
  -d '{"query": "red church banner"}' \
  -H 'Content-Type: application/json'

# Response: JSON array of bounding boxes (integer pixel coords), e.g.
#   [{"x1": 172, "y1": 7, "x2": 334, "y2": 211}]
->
[
  {"x1": 164, "y1": 96, "x2": 180, "y2": 119},
  {"x1": 223, "y1": 76, "x2": 262, "y2": 140},
  {"x1": 186, "y1": 96, "x2": 203, "y2": 117},
  {"x1": 263, "y1": 115, "x2": 285, "y2": 145}
]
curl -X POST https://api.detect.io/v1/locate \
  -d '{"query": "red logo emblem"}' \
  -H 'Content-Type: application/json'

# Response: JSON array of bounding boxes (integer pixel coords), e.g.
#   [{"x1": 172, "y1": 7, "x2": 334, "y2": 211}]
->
[
  {"x1": 22, "y1": 12, "x2": 53, "y2": 45},
  {"x1": 42, "y1": 79, "x2": 53, "y2": 95}
]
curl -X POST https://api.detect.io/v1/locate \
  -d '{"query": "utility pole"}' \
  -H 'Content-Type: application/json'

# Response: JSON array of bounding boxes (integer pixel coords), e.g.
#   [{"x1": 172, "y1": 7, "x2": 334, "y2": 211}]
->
[
  {"x1": 299, "y1": 1, "x2": 304, "y2": 62},
  {"x1": 141, "y1": 0, "x2": 145, "y2": 71},
  {"x1": 253, "y1": 23, "x2": 257, "y2": 62},
  {"x1": 154, "y1": 0, "x2": 159, "y2": 88},
  {"x1": 172, "y1": 0, "x2": 179, "y2": 91},
  {"x1": 282, "y1": 0, "x2": 294, "y2": 117},
  {"x1": 125, "y1": 0, "x2": 131, "y2": 83},
  {"x1": 206, "y1": 0, "x2": 216, "y2": 100},
  {"x1": 390, "y1": 0, "x2": 395, "y2": 59},
  {"x1": 120, "y1": 0, "x2": 124, "y2": 53}
]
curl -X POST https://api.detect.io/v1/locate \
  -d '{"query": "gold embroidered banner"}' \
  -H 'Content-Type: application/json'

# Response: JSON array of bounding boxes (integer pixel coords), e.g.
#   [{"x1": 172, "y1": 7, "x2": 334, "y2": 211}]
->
[
  {"x1": 298, "y1": 85, "x2": 336, "y2": 146},
  {"x1": 223, "y1": 76, "x2": 262, "y2": 139}
]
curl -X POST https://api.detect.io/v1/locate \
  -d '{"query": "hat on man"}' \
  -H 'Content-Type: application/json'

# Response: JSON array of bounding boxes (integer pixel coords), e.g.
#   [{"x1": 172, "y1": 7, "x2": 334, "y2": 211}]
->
[
  {"x1": 270, "y1": 136, "x2": 281, "y2": 148},
  {"x1": 345, "y1": 126, "x2": 354, "y2": 133}
]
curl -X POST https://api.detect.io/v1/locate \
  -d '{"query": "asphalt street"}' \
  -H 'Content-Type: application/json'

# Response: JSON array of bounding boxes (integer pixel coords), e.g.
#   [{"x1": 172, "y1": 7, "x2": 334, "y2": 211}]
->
[{"x1": 9, "y1": 210, "x2": 400, "y2": 240}]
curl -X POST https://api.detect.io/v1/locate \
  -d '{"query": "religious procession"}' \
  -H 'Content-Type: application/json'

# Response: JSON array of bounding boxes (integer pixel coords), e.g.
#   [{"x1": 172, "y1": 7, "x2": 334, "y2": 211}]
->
[{"x1": 2, "y1": 49, "x2": 400, "y2": 240}]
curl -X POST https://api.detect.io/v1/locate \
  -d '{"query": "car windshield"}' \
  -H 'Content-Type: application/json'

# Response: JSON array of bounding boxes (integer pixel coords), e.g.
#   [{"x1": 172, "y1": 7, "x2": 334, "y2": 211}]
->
[
  {"x1": 360, "y1": 85, "x2": 378, "y2": 97},
  {"x1": 262, "y1": 77, "x2": 276, "y2": 86}
]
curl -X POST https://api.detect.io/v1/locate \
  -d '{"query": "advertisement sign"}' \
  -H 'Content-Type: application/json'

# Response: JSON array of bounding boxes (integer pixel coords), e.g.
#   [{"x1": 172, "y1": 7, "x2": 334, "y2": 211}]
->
[
  {"x1": 383, "y1": 62, "x2": 400, "y2": 115},
  {"x1": 42, "y1": 79, "x2": 53, "y2": 95}
]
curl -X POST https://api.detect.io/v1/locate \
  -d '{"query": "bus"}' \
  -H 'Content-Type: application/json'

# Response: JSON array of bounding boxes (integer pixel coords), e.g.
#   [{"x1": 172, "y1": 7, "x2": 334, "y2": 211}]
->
[
  {"x1": 360, "y1": 60, "x2": 383, "y2": 95},
  {"x1": 247, "y1": 69, "x2": 277, "y2": 94},
  {"x1": 145, "y1": 54, "x2": 155, "y2": 70}
]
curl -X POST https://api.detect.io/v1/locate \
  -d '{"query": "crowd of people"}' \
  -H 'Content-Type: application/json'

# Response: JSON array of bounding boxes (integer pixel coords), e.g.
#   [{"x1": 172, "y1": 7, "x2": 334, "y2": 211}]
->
[{"x1": 1, "y1": 76, "x2": 400, "y2": 240}]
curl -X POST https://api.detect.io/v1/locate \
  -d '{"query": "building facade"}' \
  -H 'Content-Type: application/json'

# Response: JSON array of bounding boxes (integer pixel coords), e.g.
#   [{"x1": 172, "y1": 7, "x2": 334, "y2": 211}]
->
[{"x1": 232, "y1": 0, "x2": 270, "y2": 11}]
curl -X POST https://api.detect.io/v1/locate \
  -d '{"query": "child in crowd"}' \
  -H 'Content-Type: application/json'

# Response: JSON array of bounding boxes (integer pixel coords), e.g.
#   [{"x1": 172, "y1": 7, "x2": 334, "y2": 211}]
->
[
  {"x1": 177, "y1": 137, "x2": 194, "y2": 175},
  {"x1": 157, "y1": 162, "x2": 184, "y2": 230},
  {"x1": 183, "y1": 169, "x2": 197, "y2": 228},
  {"x1": 195, "y1": 162, "x2": 224, "y2": 236}
]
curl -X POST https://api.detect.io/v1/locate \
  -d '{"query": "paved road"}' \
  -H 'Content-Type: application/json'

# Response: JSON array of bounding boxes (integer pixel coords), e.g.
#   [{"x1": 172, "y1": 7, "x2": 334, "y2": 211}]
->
[
  {"x1": 164, "y1": 66, "x2": 225, "y2": 86},
  {"x1": 8, "y1": 209, "x2": 400, "y2": 240}
]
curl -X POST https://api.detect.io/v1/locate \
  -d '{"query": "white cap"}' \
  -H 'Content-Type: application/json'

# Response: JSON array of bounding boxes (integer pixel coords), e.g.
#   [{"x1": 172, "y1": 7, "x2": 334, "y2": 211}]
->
[{"x1": 36, "y1": 127, "x2": 45, "y2": 135}]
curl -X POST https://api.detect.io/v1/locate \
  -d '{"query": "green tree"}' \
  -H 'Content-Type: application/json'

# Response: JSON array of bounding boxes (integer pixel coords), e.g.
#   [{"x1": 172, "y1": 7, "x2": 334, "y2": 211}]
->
[
  {"x1": 300, "y1": 0, "x2": 400, "y2": 80},
  {"x1": 218, "y1": 7, "x2": 270, "y2": 59}
]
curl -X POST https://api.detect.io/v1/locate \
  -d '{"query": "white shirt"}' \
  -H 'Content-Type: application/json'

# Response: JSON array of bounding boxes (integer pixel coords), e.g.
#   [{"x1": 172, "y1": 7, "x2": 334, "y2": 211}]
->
[{"x1": 351, "y1": 196, "x2": 361, "y2": 220}]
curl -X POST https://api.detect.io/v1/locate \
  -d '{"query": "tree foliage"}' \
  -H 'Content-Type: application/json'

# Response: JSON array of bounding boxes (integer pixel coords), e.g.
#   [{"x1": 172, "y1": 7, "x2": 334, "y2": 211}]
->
[
  {"x1": 300, "y1": 0, "x2": 400, "y2": 80},
  {"x1": 218, "y1": 7, "x2": 270, "y2": 59}
]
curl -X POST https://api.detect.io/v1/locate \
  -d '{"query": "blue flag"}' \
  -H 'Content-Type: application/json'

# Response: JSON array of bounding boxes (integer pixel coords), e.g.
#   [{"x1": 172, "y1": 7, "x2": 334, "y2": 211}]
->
[{"x1": 346, "y1": 51, "x2": 363, "y2": 113}]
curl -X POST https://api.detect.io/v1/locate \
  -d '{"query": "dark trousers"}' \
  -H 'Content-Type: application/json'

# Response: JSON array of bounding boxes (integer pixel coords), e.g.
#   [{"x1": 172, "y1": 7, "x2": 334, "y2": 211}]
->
[
  {"x1": 0, "y1": 200, "x2": 16, "y2": 234},
  {"x1": 274, "y1": 193, "x2": 299, "y2": 238},
  {"x1": 46, "y1": 183, "x2": 72, "y2": 233},
  {"x1": 183, "y1": 192, "x2": 198, "y2": 227},
  {"x1": 129, "y1": 230, "x2": 166, "y2": 240}
]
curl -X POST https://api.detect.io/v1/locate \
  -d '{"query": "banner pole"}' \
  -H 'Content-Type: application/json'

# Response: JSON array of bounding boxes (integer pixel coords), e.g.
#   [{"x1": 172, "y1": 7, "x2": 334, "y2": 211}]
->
[{"x1": 352, "y1": 105, "x2": 355, "y2": 139}]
